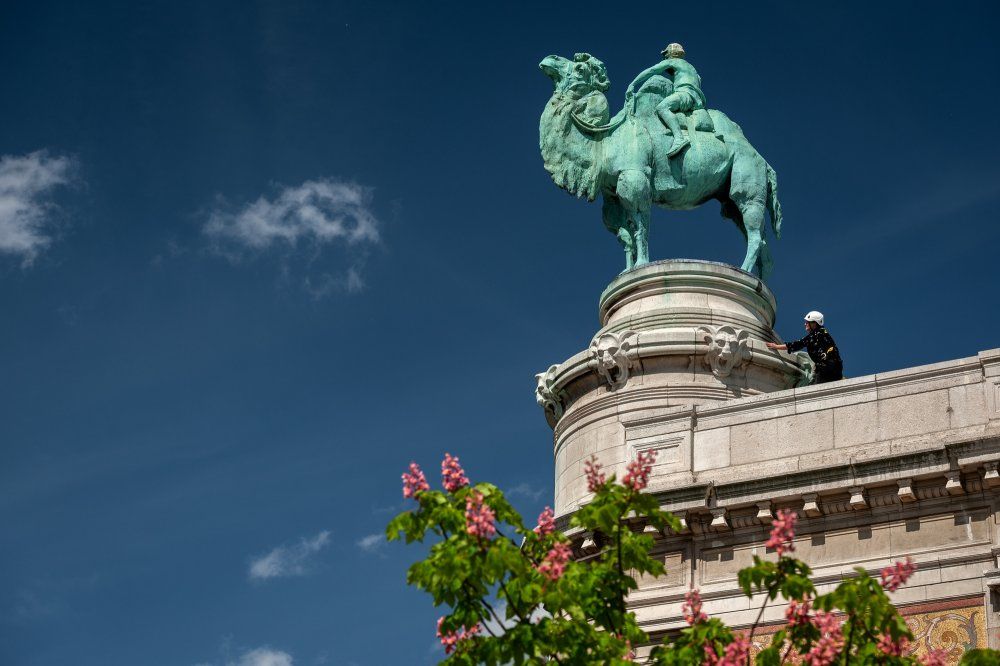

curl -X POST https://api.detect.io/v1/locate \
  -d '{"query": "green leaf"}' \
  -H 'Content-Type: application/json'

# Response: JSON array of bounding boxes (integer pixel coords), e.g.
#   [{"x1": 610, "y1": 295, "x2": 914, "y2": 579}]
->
[
  {"x1": 757, "y1": 645, "x2": 781, "y2": 666},
  {"x1": 961, "y1": 649, "x2": 1000, "y2": 665}
]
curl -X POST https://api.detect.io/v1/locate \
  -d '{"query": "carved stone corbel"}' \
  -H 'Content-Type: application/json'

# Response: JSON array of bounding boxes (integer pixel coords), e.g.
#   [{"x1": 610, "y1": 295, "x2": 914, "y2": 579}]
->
[
  {"x1": 535, "y1": 364, "x2": 567, "y2": 420},
  {"x1": 897, "y1": 478, "x2": 917, "y2": 503},
  {"x1": 802, "y1": 493, "x2": 822, "y2": 518},
  {"x1": 589, "y1": 330, "x2": 638, "y2": 390},
  {"x1": 849, "y1": 486, "x2": 867, "y2": 510},
  {"x1": 697, "y1": 325, "x2": 752, "y2": 380},
  {"x1": 945, "y1": 471, "x2": 965, "y2": 495},
  {"x1": 709, "y1": 508, "x2": 729, "y2": 531},
  {"x1": 984, "y1": 462, "x2": 1000, "y2": 489}
]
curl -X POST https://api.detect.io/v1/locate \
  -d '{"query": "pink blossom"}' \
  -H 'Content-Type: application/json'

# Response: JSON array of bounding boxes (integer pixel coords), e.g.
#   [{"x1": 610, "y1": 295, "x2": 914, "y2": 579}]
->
[
  {"x1": 803, "y1": 611, "x2": 843, "y2": 666},
  {"x1": 702, "y1": 634, "x2": 749, "y2": 666},
  {"x1": 537, "y1": 541, "x2": 573, "y2": 581},
  {"x1": 920, "y1": 649, "x2": 949, "y2": 666},
  {"x1": 719, "y1": 635, "x2": 750, "y2": 666},
  {"x1": 880, "y1": 557, "x2": 916, "y2": 592},
  {"x1": 584, "y1": 455, "x2": 606, "y2": 492},
  {"x1": 681, "y1": 588, "x2": 708, "y2": 625},
  {"x1": 876, "y1": 632, "x2": 909, "y2": 657},
  {"x1": 766, "y1": 509, "x2": 798, "y2": 556},
  {"x1": 785, "y1": 598, "x2": 811, "y2": 627},
  {"x1": 622, "y1": 450, "x2": 657, "y2": 491},
  {"x1": 441, "y1": 453, "x2": 469, "y2": 492},
  {"x1": 534, "y1": 506, "x2": 556, "y2": 536},
  {"x1": 464, "y1": 491, "x2": 496, "y2": 540},
  {"x1": 401, "y1": 462, "x2": 430, "y2": 499},
  {"x1": 436, "y1": 617, "x2": 480, "y2": 655}
]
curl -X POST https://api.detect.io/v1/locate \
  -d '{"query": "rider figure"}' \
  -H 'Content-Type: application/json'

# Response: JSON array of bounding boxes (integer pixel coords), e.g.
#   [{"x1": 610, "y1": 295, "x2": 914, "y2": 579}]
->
[{"x1": 626, "y1": 43, "x2": 707, "y2": 156}]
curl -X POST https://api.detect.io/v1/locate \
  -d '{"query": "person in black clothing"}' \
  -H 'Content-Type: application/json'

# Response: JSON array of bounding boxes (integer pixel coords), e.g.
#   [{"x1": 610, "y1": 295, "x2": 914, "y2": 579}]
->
[{"x1": 766, "y1": 311, "x2": 843, "y2": 384}]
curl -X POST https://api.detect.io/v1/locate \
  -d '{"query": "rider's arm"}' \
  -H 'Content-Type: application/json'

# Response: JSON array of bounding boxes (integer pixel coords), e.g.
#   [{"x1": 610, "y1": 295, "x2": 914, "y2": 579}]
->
[{"x1": 626, "y1": 62, "x2": 671, "y2": 97}]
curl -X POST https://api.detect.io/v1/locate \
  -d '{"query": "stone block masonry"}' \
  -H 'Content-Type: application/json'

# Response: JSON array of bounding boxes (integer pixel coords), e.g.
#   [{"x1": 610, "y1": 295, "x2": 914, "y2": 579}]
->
[{"x1": 537, "y1": 261, "x2": 1000, "y2": 660}]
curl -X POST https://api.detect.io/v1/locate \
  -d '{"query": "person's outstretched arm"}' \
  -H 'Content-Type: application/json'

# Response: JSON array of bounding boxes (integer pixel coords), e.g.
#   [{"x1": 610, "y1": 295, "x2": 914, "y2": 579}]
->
[
  {"x1": 626, "y1": 62, "x2": 670, "y2": 99},
  {"x1": 767, "y1": 337, "x2": 806, "y2": 352}
]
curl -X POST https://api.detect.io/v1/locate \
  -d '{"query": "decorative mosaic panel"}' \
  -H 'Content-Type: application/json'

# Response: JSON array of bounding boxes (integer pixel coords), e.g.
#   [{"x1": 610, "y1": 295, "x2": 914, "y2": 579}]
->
[
  {"x1": 745, "y1": 596, "x2": 985, "y2": 664},
  {"x1": 902, "y1": 597, "x2": 986, "y2": 662}
]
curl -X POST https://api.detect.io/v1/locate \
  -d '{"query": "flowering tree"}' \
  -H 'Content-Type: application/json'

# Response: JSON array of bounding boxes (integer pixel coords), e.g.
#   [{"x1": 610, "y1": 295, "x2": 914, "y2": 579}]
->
[{"x1": 388, "y1": 453, "x2": 1000, "y2": 665}]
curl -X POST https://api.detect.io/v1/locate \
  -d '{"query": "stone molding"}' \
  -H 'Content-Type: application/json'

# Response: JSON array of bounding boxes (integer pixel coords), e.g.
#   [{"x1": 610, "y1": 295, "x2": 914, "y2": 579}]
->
[
  {"x1": 546, "y1": 344, "x2": 997, "y2": 452},
  {"x1": 560, "y1": 465, "x2": 998, "y2": 549},
  {"x1": 597, "y1": 260, "x2": 776, "y2": 329}
]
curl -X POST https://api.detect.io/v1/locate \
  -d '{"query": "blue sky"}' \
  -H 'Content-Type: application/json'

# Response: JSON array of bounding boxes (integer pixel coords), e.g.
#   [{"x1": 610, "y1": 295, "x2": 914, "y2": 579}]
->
[{"x1": 2, "y1": 1, "x2": 999, "y2": 664}]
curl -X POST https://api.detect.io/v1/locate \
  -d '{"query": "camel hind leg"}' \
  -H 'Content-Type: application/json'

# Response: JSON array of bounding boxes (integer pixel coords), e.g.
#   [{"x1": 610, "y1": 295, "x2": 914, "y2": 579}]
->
[{"x1": 728, "y1": 150, "x2": 772, "y2": 280}]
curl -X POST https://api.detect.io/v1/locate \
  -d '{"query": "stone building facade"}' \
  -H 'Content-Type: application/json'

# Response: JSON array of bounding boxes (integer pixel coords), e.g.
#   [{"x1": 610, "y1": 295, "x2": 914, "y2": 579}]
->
[{"x1": 536, "y1": 260, "x2": 1000, "y2": 661}]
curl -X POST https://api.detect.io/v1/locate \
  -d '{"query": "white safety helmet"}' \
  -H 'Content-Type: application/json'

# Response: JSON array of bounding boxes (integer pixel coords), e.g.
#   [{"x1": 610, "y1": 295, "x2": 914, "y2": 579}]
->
[{"x1": 804, "y1": 311, "x2": 825, "y2": 326}]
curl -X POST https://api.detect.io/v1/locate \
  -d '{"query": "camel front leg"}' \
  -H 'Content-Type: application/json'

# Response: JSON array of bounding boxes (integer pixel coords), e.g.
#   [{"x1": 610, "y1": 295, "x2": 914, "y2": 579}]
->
[
  {"x1": 617, "y1": 170, "x2": 652, "y2": 266},
  {"x1": 602, "y1": 196, "x2": 635, "y2": 272}
]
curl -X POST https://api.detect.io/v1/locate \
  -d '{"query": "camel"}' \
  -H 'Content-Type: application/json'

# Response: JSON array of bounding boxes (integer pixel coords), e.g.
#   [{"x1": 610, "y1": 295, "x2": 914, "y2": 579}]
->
[{"x1": 539, "y1": 53, "x2": 783, "y2": 279}]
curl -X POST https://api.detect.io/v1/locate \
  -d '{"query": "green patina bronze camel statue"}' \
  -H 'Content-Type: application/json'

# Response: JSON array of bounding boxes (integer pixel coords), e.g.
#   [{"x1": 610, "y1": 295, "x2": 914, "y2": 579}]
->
[{"x1": 539, "y1": 49, "x2": 783, "y2": 279}]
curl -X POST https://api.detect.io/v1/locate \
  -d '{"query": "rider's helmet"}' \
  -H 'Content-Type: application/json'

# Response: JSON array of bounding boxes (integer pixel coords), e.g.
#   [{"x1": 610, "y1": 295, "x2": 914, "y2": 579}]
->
[
  {"x1": 804, "y1": 311, "x2": 825, "y2": 326},
  {"x1": 661, "y1": 43, "x2": 686, "y2": 59}
]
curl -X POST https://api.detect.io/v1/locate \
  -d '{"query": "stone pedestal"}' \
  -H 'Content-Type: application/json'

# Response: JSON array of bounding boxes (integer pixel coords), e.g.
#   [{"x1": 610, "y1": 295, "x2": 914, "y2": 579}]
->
[
  {"x1": 535, "y1": 260, "x2": 809, "y2": 515},
  {"x1": 536, "y1": 261, "x2": 1000, "y2": 662}
]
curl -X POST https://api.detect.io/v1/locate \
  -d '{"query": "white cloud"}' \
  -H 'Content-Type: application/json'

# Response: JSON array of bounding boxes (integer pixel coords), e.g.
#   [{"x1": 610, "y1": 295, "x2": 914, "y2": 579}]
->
[
  {"x1": 481, "y1": 600, "x2": 550, "y2": 637},
  {"x1": 203, "y1": 178, "x2": 379, "y2": 295},
  {"x1": 231, "y1": 648, "x2": 294, "y2": 666},
  {"x1": 196, "y1": 646, "x2": 294, "y2": 666},
  {"x1": 355, "y1": 533, "x2": 384, "y2": 553},
  {"x1": 506, "y1": 483, "x2": 547, "y2": 501},
  {"x1": 248, "y1": 530, "x2": 330, "y2": 581},
  {"x1": 0, "y1": 150, "x2": 75, "y2": 264},
  {"x1": 204, "y1": 178, "x2": 378, "y2": 252}
]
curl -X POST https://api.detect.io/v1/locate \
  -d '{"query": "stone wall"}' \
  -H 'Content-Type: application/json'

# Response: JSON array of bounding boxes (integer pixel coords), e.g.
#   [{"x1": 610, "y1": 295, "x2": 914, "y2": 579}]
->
[
  {"x1": 556, "y1": 349, "x2": 1000, "y2": 516},
  {"x1": 539, "y1": 261, "x2": 1000, "y2": 662},
  {"x1": 555, "y1": 349, "x2": 1000, "y2": 662}
]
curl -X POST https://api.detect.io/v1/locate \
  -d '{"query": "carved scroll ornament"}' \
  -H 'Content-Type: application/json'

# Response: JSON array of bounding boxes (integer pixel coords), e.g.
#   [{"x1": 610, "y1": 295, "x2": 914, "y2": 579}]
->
[{"x1": 535, "y1": 364, "x2": 566, "y2": 421}]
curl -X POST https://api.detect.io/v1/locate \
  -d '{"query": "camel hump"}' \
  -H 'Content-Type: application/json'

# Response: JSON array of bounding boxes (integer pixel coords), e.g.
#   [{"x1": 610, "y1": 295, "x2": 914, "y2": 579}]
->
[
  {"x1": 689, "y1": 109, "x2": 714, "y2": 133},
  {"x1": 707, "y1": 109, "x2": 748, "y2": 141}
]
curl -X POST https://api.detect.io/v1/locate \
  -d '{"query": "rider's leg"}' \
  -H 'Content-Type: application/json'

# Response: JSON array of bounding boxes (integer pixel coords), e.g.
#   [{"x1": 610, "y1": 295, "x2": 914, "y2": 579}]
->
[{"x1": 656, "y1": 95, "x2": 689, "y2": 156}]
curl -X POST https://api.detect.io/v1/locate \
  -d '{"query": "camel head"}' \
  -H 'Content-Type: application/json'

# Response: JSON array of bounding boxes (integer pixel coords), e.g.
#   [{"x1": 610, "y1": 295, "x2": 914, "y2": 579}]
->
[
  {"x1": 538, "y1": 52, "x2": 611, "y2": 202},
  {"x1": 539, "y1": 53, "x2": 610, "y2": 98}
]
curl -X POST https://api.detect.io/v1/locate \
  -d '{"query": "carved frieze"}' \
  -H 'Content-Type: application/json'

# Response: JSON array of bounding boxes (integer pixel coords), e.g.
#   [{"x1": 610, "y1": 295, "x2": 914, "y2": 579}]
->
[
  {"x1": 589, "y1": 330, "x2": 638, "y2": 390},
  {"x1": 697, "y1": 325, "x2": 752, "y2": 380}
]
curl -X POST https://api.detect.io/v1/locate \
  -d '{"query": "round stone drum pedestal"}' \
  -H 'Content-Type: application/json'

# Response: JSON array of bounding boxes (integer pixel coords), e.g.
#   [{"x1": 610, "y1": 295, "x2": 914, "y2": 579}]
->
[{"x1": 534, "y1": 260, "x2": 809, "y2": 515}]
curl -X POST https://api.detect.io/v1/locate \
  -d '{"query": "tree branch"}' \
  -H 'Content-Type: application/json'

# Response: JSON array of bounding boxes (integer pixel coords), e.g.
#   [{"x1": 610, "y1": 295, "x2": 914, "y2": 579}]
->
[
  {"x1": 842, "y1": 615, "x2": 854, "y2": 666},
  {"x1": 746, "y1": 581, "x2": 778, "y2": 666},
  {"x1": 498, "y1": 577, "x2": 531, "y2": 625}
]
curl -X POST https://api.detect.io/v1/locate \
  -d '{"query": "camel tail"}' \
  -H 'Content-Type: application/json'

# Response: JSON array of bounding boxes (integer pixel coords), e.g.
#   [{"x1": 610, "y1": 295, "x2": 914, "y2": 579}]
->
[{"x1": 765, "y1": 163, "x2": 783, "y2": 239}]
